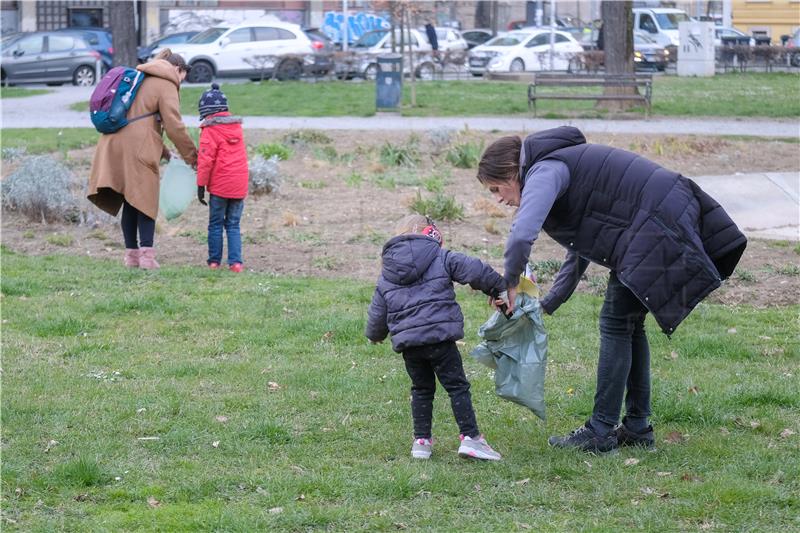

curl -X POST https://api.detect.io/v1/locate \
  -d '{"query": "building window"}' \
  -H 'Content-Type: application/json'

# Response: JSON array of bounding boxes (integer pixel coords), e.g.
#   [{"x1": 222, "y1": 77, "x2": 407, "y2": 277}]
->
[{"x1": 69, "y1": 8, "x2": 103, "y2": 28}]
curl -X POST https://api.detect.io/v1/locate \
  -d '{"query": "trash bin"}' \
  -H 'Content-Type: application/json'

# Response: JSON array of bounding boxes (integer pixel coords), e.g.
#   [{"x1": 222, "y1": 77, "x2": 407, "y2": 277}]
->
[{"x1": 376, "y1": 54, "x2": 402, "y2": 110}]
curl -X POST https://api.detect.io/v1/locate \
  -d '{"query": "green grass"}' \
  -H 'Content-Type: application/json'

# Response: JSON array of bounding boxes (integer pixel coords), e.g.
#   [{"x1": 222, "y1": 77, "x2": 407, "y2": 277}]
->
[
  {"x1": 1, "y1": 128, "x2": 100, "y2": 154},
  {"x1": 0, "y1": 87, "x2": 50, "y2": 98},
  {"x1": 65, "y1": 74, "x2": 799, "y2": 119},
  {"x1": 2, "y1": 251, "x2": 799, "y2": 530}
]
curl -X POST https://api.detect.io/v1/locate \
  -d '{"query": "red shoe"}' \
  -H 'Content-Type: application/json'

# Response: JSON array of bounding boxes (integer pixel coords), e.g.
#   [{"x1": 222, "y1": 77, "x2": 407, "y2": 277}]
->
[
  {"x1": 208, "y1": 262, "x2": 220, "y2": 269},
  {"x1": 229, "y1": 263, "x2": 243, "y2": 273}
]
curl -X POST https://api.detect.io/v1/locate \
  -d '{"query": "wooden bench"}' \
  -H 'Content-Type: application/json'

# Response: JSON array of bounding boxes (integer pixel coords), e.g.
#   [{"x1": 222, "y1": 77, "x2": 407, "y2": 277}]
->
[{"x1": 527, "y1": 73, "x2": 653, "y2": 118}]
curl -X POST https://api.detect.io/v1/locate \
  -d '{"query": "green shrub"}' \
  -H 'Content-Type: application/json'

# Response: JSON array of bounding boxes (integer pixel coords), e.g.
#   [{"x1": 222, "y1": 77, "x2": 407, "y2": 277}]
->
[
  {"x1": 254, "y1": 142, "x2": 291, "y2": 161},
  {"x1": 409, "y1": 192, "x2": 464, "y2": 221},
  {"x1": 344, "y1": 172, "x2": 364, "y2": 187},
  {"x1": 380, "y1": 141, "x2": 419, "y2": 167},
  {"x1": 446, "y1": 141, "x2": 484, "y2": 168},
  {"x1": 531, "y1": 258, "x2": 562, "y2": 282},
  {"x1": 55, "y1": 457, "x2": 105, "y2": 487},
  {"x1": 314, "y1": 145, "x2": 339, "y2": 162}
]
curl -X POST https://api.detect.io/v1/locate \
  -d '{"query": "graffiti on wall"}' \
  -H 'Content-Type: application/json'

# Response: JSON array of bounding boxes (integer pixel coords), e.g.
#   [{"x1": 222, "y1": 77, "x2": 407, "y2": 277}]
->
[{"x1": 322, "y1": 11, "x2": 390, "y2": 44}]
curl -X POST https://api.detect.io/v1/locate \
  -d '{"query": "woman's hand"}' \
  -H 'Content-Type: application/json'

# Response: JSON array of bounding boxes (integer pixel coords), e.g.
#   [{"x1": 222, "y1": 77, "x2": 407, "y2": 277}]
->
[{"x1": 505, "y1": 287, "x2": 518, "y2": 312}]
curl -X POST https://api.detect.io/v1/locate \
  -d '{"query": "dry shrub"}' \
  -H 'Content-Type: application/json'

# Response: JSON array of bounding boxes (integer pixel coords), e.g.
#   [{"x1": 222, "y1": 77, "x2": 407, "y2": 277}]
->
[
  {"x1": 473, "y1": 197, "x2": 508, "y2": 218},
  {"x1": 282, "y1": 211, "x2": 300, "y2": 227},
  {"x1": 484, "y1": 219, "x2": 502, "y2": 235},
  {"x1": 1, "y1": 155, "x2": 80, "y2": 223}
]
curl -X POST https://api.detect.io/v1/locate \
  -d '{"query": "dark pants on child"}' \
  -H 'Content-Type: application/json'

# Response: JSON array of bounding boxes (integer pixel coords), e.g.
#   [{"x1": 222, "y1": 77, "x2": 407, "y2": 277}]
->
[
  {"x1": 590, "y1": 271, "x2": 652, "y2": 436},
  {"x1": 121, "y1": 200, "x2": 155, "y2": 249},
  {"x1": 402, "y1": 341, "x2": 479, "y2": 440},
  {"x1": 208, "y1": 194, "x2": 244, "y2": 265}
]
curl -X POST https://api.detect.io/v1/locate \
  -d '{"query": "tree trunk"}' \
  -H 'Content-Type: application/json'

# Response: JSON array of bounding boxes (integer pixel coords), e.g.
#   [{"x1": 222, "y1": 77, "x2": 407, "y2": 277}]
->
[
  {"x1": 475, "y1": 1, "x2": 492, "y2": 31},
  {"x1": 600, "y1": 1, "x2": 637, "y2": 111},
  {"x1": 109, "y1": 1, "x2": 137, "y2": 67}
]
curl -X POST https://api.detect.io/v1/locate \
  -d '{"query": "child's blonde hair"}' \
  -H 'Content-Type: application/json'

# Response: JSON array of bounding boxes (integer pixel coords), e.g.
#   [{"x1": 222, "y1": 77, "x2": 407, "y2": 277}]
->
[{"x1": 394, "y1": 214, "x2": 430, "y2": 236}]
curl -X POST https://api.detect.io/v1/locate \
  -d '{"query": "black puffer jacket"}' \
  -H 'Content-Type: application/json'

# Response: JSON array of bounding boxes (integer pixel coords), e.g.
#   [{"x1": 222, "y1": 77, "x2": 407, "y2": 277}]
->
[
  {"x1": 365, "y1": 235, "x2": 506, "y2": 352},
  {"x1": 522, "y1": 127, "x2": 746, "y2": 334}
]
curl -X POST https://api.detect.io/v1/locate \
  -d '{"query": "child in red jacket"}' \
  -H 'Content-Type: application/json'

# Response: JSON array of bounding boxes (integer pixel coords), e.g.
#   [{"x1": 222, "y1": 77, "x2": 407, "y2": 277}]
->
[{"x1": 196, "y1": 83, "x2": 249, "y2": 272}]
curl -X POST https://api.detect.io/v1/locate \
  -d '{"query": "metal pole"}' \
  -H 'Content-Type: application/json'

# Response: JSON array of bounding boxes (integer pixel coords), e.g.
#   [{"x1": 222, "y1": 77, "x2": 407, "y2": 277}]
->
[
  {"x1": 722, "y1": 0, "x2": 732, "y2": 28},
  {"x1": 549, "y1": 0, "x2": 556, "y2": 70},
  {"x1": 342, "y1": 0, "x2": 348, "y2": 52}
]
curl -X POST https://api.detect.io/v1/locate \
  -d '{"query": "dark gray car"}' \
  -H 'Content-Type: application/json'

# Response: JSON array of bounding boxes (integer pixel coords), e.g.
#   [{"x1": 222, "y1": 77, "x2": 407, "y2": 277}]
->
[{"x1": 1, "y1": 31, "x2": 101, "y2": 86}]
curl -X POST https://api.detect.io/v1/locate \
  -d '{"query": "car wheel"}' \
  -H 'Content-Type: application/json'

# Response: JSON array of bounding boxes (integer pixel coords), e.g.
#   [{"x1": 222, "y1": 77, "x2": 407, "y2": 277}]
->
[
  {"x1": 363, "y1": 63, "x2": 380, "y2": 80},
  {"x1": 791, "y1": 51, "x2": 800, "y2": 67},
  {"x1": 415, "y1": 62, "x2": 435, "y2": 80},
  {"x1": 73, "y1": 65, "x2": 96, "y2": 86},
  {"x1": 188, "y1": 61, "x2": 214, "y2": 84},
  {"x1": 510, "y1": 58, "x2": 525, "y2": 72},
  {"x1": 276, "y1": 59, "x2": 302, "y2": 81}
]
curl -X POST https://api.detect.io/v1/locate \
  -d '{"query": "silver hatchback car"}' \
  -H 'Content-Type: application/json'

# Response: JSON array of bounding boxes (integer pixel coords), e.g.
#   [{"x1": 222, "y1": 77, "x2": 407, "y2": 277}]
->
[{"x1": 1, "y1": 31, "x2": 102, "y2": 86}]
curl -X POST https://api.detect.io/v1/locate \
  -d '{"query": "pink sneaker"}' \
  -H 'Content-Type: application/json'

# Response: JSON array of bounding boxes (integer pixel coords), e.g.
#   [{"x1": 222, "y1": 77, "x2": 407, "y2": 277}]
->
[
  {"x1": 208, "y1": 262, "x2": 220, "y2": 269},
  {"x1": 123, "y1": 249, "x2": 140, "y2": 268},
  {"x1": 229, "y1": 263, "x2": 243, "y2": 273},
  {"x1": 458, "y1": 434, "x2": 502, "y2": 461},
  {"x1": 412, "y1": 438, "x2": 433, "y2": 459}
]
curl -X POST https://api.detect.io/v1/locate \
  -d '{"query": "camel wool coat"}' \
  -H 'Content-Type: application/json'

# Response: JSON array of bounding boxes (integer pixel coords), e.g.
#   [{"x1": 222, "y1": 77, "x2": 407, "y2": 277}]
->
[{"x1": 87, "y1": 59, "x2": 197, "y2": 220}]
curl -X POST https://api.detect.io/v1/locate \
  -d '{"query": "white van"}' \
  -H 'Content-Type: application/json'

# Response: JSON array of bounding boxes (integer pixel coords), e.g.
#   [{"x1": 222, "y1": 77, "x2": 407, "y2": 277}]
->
[{"x1": 632, "y1": 8, "x2": 693, "y2": 48}]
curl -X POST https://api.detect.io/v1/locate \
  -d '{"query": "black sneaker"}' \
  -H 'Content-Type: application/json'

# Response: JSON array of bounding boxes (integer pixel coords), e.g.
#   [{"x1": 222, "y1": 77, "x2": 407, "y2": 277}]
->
[
  {"x1": 548, "y1": 422, "x2": 618, "y2": 454},
  {"x1": 615, "y1": 421, "x2": 656, "y2": 449}
]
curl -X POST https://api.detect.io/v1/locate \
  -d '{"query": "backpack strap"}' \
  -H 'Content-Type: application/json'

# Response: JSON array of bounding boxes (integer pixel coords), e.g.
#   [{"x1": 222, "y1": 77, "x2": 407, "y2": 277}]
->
[{"x1": 126, "y1": 111, "x2": 161, "y2": 124}]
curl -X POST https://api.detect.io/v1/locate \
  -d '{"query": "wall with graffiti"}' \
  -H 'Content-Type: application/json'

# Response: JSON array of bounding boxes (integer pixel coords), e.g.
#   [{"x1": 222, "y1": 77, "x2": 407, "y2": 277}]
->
[{"x1": 322, "y1": 11, "x2": 391, "y2": 44}]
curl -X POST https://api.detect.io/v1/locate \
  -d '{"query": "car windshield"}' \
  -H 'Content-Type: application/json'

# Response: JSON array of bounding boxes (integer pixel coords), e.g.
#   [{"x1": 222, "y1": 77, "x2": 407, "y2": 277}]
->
[
  {"x1": 353, "y1": 30, "x2": 387, "y2": 48},
  {"x1": 486, "y1": 32, "x2": 527, "y2": 46},
  {"x1": 1, "y1": 34, "x2": 19, "y2": 49},
  {"x1": 654, "y1": 13, "x2": 690, "y2": 30},
  {"x1": 188, "y1": 27, "x2": 228, "y2": 44}
]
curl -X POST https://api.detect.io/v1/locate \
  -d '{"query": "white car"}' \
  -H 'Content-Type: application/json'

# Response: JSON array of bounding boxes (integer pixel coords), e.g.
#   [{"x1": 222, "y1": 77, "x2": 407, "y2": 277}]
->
[
  {"x1": 468, "y1": 29, "x2": 583, "y2": 76},
  {"x1": 420, "y1": 27, "x2": 469, "y2": 52},
  {"x1": 165, "y1": 19, "x2": 317, "y2": 83},
  {"x1": 632, "y1": 8, "x2": 693, "y2": 48},
  {"x1": 345, "y1": 28, "x2": 436, "y2": 80}
]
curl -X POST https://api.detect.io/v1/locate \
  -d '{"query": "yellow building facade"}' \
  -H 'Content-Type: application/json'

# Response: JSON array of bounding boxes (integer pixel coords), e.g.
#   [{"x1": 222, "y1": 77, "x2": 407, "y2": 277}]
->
[{"x1": 732, "y1": 0, "x2": 800, "y2": 43}]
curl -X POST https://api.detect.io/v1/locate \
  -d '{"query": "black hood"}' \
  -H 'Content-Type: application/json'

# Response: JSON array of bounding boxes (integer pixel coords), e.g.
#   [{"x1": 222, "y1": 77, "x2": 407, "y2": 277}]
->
[
  {"x1": 520, "y1": 126, "x2": 587, "y2": 181},
  {"x1": 381, "y1": 234, "x2": 441, "y2": 285}
]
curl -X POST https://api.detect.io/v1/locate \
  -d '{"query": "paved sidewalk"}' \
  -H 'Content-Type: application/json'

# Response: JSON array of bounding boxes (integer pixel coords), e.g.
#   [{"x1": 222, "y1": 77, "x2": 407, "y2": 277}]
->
[{"x1": 1, "y1": 85, "x2": 799, "y2": 137}]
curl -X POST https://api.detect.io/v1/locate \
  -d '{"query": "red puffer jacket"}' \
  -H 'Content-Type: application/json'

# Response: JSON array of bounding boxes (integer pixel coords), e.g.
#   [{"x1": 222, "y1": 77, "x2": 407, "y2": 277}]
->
[{"x1": 197, "y1": 112, "x2": 249, "y2": 199}]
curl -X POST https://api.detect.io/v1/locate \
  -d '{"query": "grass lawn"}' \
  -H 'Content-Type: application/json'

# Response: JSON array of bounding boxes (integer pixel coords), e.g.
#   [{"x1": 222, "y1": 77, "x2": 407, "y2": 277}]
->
[
  {"x1": 1, "y1": 128, "x2": 100, "y2": 154},
  {"x1": 0, "y1": 87, "x2": 50, "y2": 99},
  {"x1": 65, "y1": 72, "x2": 800, "y2": 119},
  {"x1": 2, "y1": 250, "x2": 798, "y2": 530}
]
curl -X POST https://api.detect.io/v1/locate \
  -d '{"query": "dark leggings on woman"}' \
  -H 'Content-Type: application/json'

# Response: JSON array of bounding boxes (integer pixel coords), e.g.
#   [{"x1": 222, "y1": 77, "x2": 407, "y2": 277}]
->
[{"x1": 121, "y1": 200, "x2": 155, "y2": 249}]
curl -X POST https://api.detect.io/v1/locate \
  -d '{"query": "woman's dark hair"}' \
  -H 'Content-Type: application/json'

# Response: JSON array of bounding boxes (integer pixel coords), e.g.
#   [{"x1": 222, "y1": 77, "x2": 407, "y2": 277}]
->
[
  {"x1": 154, "y1": 48, "x2": 190, "y2": 72},
  {"x1": 477, "y1": 135, "x2": 521, "y2": 185}
]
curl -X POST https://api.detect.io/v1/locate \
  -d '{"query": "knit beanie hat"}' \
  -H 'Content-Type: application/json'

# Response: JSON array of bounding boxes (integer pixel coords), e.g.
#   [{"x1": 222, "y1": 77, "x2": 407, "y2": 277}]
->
[{"x1": 198, "y1": 83, "x2": 228, "y2": 119}]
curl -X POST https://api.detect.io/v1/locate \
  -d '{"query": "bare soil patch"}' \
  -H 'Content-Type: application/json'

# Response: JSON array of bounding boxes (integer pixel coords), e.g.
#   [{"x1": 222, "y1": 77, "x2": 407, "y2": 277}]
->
[{"x1": 2, "y1": 130, "x2": 798, "y2": 308}]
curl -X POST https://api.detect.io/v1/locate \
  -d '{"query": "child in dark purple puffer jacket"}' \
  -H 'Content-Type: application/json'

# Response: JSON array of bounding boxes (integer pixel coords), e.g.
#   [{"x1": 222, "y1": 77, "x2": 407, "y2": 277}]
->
[{"x1": 366, "y1": 214, "x2": 508, "y2": 461}]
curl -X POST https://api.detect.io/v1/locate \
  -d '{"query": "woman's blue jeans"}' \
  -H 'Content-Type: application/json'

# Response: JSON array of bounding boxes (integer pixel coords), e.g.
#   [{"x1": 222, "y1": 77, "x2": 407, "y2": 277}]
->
[
  {"x1": 207, "y1": 194, "x2": 244, "y2": 265},
  {"x1": 590, "y1": 271, "x2": 652, "y2": 435}
]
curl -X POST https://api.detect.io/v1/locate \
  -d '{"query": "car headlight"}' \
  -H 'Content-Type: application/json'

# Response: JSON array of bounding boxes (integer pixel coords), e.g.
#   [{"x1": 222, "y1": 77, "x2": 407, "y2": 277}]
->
[
  {"x1": 664, "y1": 49, "x2": 670, "y2": 56},
  {"x1": 488, "y1": 57, "x2": 504, "y2": 68}
]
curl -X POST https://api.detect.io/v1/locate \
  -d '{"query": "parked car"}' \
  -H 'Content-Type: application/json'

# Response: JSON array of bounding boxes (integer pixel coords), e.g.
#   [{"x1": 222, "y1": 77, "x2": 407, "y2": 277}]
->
[
  {"x1": 462, "y1": 29, "x2": 495, "y2": 49},
  {"x1": 1, "y1": 31, "x2": 101, "y2": 86},
  {"x1": 714, "y1": 26, "x2": 756, "y2": 47},
  {"x1": 419, "y1": 26, "x2": 468, "y2": 52},
  {"x1": 342, "y1": 28, "x2": 436, "y2": 80},
  {"x1": 55, "y1": 27, "x2": 113, "y2": 70},
  {"x1": 137, "y1": 31, "x2": 198, "y2": 63},
  {"x1": 632, "y1": 7, "x2": 693, "y2": 48},
  {"x1": 166, "y1": 20, "x2": 320, "y2": 83},
  {"x1": 468, "y1": 29, "x2": 583, "y2": 76},
  {"x1": 633, "y1": 32, "x2": 669, "y2": 71},
  {"x1": 786, "y1": 28, "x2": 800, "y2": 67},
  {"x1": 302, "y1": 27, "x2": 335, "y2": 76}
]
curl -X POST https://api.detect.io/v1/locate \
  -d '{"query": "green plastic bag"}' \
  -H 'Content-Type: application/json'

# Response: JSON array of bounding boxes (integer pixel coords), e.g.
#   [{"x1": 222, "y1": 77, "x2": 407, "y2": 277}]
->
[
  {"x1": 470, "y1": 293, "x2": 548, "y2": 421},
  {"x1": 159, "y1": 159, "x2": 195, "y2": 221}
]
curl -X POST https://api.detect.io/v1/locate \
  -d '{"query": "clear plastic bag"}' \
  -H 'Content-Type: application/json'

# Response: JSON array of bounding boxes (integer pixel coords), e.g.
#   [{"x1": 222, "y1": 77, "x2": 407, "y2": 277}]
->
[{"x1": 159, "y1": 159, "x2": 195, "y2": 221}]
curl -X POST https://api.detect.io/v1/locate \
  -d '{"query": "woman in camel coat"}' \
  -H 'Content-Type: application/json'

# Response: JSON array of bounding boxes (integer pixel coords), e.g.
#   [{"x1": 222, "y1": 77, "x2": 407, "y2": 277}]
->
[{"x1": 87, "y1": 49, "x2": 197, "y2": 269}]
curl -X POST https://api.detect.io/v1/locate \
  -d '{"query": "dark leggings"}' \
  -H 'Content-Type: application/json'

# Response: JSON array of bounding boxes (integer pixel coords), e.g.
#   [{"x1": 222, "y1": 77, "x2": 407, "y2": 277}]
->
[
  {"x1": 402, "y1": 341, "x2": 479, "y2": 439},
  {"x1": 121, "y1": 200, "x2": 155, "y2": 249}
]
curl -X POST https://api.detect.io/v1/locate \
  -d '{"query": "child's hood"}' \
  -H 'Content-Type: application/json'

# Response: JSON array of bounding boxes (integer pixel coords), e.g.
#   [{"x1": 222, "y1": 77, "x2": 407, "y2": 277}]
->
[
  {"x1": 381, "y1": 234, "x2": 441, "y2": 285},
  {"x1": 200, "y1": 111, "x2": 242, "y2": 128}
]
